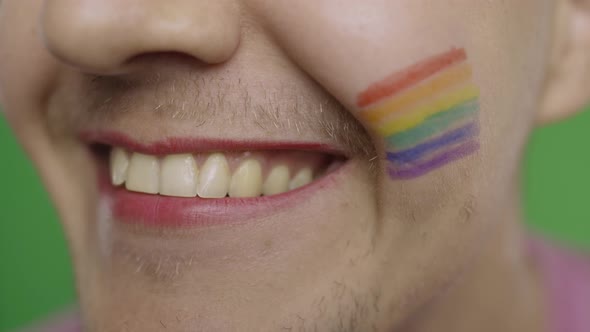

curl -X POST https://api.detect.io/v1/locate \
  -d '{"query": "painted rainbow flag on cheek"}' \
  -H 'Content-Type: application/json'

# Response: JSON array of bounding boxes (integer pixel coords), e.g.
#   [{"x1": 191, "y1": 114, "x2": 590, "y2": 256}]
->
[{"x1": 356, "y1": 47, "x2": 480, "y2": 180}]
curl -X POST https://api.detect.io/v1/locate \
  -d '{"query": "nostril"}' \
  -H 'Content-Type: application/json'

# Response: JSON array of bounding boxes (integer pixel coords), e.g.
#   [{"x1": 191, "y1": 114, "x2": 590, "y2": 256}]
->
[{"x1": 122, "y1": 52, "x2": 209, "y2": 73}]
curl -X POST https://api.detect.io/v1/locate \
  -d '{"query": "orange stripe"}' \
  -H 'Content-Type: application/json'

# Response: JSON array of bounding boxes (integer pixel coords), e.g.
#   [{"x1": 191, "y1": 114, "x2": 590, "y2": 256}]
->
[
  {"x1": 357, "y1": 48, "x2": 467, "y2": 108},
  {"x1": 360, "y1": 63, "x2": 472, "y2": 124}
]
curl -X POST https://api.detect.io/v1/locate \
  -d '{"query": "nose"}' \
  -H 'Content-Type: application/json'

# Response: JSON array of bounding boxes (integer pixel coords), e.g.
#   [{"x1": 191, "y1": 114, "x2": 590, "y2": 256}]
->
[{"x1": 40, "y1": 0, "x2": 241, "y2": 74}]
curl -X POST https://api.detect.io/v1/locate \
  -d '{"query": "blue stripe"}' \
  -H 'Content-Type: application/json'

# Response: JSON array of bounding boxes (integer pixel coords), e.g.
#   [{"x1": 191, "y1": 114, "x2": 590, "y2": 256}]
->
[{"x1": 387, "y1": 121, "x2": 479, "y2": 164}]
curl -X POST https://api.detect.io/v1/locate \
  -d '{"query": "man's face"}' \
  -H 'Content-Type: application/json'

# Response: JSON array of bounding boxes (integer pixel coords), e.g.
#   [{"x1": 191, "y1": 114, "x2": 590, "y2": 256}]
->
[{"x1": 0, "y1": 1, "x2": 556, "y2": 331}]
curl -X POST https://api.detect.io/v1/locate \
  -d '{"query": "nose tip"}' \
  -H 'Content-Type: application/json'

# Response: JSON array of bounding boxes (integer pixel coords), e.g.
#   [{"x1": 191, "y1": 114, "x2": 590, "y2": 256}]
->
[{"x1": 41, "y1": 0, "x2": 241, "y2": 74}]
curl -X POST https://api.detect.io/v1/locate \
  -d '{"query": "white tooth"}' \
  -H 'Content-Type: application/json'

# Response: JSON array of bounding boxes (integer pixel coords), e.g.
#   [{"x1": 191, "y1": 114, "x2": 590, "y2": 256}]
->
[
  {"x1": 159, "y1": 154, "x2": 198, "y2": 197},
  {"x1": 197, "y1": 153, "x2": 231, "y2": 198},
  {"x1": 288, "y1": 168, "x2": 313, "y2": 190},
  {"x1": 229, "y1": 159, "x2": 263, "y2": 198},
  {"x1": 262, "y1": 165, "x2": 290, "y2": 196},
  {"x1": 110, "y1": 147, "x2": 129, "y2": 186},
  {"x1": 125, "y1": 153, "x2": 159, "y2": 194}
]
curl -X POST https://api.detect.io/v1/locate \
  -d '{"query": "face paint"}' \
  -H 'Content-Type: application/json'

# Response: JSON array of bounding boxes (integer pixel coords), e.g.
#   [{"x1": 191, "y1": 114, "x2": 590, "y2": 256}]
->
[{"x1": 356, "y1": 47, "x2": 480, "y2": 180}]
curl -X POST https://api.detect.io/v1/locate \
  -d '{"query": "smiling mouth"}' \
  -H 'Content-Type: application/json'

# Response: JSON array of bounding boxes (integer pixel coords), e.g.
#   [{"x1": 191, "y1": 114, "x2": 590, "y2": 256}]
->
[{"x1": 85, "y1": 132, "x2": 347, "y2": 227}]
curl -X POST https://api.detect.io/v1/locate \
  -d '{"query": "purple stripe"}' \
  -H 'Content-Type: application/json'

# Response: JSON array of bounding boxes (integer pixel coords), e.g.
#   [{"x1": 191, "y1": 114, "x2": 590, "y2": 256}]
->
[
  {"x1": 387, "y1": 121, "x2": 479, "y2": 164},
  {"x1": 388, "y1": 140, "x2": 480, "y2": 179}
]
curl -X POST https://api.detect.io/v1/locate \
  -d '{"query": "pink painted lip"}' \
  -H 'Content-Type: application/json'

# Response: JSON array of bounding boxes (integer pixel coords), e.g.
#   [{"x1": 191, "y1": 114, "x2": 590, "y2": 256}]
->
[
  {"x1": 81, "y1": 130, "x2": 343, "y2": 156},
  {"x1": 100, "y1": 174, "x2": 340, "y2": 227},
  {"x1": 84, "y1": 130, "x2": 347, "y2": 227}
]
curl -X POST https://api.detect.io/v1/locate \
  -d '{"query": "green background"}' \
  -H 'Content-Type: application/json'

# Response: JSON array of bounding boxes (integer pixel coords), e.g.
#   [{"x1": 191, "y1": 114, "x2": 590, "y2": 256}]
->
[{"x1": 1, "y1": 108, "x2": 589, "y2": 331}]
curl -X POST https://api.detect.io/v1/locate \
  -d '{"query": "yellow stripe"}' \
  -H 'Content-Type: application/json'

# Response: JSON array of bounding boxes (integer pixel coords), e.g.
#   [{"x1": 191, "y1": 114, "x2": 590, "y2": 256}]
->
[
  {"x1": 361, "y1": 63, "x2": 473, "y2": 124},
  {"x1": 376, "y1": 84, "x2": 480, "y2": 136}
]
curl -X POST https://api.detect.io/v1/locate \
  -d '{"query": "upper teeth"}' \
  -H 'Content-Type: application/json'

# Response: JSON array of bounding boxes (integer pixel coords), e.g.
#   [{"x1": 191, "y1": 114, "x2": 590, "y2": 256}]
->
[
  {"x1": 262, "y1": 165, "x2": 290, "y2": 196},
  {"x1": 197, "y1": 153, "x2": 231, "y2": 198},
  {"x1": 109, "y1": 147, "x2": 315, "y2": 198},
  {"x1": 161, "y1": 154, "x2": 199, "y2": 197}
]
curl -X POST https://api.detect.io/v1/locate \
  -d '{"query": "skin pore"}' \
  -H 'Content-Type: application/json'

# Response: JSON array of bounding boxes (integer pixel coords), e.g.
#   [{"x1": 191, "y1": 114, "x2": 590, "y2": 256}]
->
[{"x1": 1, "y1": 1, "x2": 590, "y2": 331}]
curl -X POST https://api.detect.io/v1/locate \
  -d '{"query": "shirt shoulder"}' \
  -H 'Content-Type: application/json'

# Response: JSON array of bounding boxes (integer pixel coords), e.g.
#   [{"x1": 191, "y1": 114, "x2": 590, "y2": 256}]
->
[
  {"x1": 19, "y1": 309, "x2": 81, "y2": 332},
  {"x1": 528, "y1": 236, "x2": 590, "y2": 332}
]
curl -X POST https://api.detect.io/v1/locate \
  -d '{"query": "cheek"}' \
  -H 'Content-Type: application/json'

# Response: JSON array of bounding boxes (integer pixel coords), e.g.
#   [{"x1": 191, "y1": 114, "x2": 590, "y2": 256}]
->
[
  {"x1": 258, "y1": 1, "x2": 551, "y2": 189},
  {"x1": 0, "y1": 0, "x2": 58, "y2": 124},
  {"x1": 253, "y1": 0, "x2": 550, "y2": 297},
  {"x1": 0, "y1": 0, "x2": 92, "y2": 249},
  {"x1": 258, "y1": 2, "x2": 489, "y2": 185},
  {"x1": 256, "y1": 1, "x2": 476, "y2": 110},
  {"x1": 255, "y1": 1, "x2": 550, "y2": 142}
]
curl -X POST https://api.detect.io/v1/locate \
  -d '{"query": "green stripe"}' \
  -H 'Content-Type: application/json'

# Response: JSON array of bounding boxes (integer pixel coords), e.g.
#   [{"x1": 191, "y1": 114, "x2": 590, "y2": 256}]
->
[{"x1": 386, "y1": 99, "x2": 480, "y2": 149}]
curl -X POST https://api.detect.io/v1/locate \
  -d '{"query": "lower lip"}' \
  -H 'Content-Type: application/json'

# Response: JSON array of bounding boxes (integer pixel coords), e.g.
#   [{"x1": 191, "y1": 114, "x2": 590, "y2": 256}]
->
[{"x1": 99, "y1": 166, "x2": 343, "y2": 228}]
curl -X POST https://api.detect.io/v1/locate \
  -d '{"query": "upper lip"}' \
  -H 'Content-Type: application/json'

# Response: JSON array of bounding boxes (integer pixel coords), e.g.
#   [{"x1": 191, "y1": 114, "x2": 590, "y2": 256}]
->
[
  {"x1": 58, "y1": 62, "x2": 371, "y2": 160},
  {"x1": 80, "y1": 130, "x2": 345, "y2": 156}
]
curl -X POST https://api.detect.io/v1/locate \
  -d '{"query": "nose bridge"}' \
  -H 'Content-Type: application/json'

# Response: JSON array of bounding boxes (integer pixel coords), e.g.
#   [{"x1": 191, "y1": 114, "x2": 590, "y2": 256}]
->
[{"x1": 41, "y1": 0, "x2": 241, "y2": 74}]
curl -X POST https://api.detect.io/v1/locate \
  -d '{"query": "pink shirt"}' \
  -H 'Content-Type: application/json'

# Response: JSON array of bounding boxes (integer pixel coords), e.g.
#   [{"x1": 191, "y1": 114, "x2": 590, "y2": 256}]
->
[
  {"x1": 28, "y1": 237, "x2": 590, "y2": 332},
  {"x1": 529, "y1": 237, "x2": 590, "y2": 332}
]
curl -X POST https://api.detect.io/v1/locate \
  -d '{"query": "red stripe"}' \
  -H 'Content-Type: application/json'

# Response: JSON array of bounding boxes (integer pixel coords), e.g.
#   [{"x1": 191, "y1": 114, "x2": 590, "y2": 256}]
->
[{"x1": 357, "y1": 48, "x2": 467, "y2": 108}]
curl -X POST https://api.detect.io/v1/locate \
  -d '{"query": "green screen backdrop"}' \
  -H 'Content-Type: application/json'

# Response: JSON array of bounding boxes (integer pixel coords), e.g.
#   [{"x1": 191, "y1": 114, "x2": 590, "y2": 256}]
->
[{"x1": 1, "y1": 107, "x2": 589, "y2": 331}]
